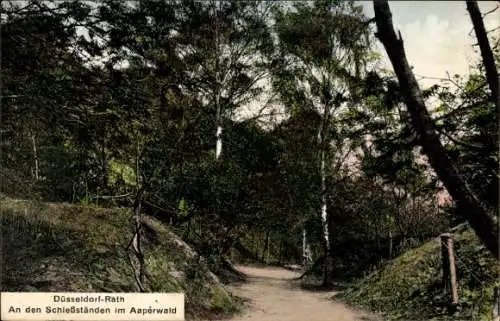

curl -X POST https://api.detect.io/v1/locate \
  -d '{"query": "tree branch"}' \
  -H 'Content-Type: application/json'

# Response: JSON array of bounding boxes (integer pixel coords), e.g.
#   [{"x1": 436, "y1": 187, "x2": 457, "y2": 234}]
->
[
  {"x1": 373, "y1": 0, "x2": 499, "y2": 259},
  {"x1": 466, "y1": 1, "x2": 500, "y2": 111}
]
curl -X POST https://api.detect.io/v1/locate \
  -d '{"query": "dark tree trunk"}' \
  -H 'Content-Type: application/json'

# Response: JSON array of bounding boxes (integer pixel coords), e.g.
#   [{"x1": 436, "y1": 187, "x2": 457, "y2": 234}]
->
[
  {"x1": 388, "y1": 231, "x2": 393, "y2": 259},
  {"x1": 100, "y1": 138, "x2": 108, "y2": 190},
  {"x1": 278, "y1": 237, "x2": 283, "y2": 264},
  {"x1": 220, "y1": 228, "x2": 236, "y2": 256},
  {"x1": 465, "y1": 1, "x2": 499, "y2": 111},
  {"x1": 373, "y1": 0, "x2": 499, "y2": 259},
  {"x1": 466, "y1": 0, "x2": 500, "y2": 173},
  {"x1": 31, "y1": 132, "x2": 39, "y2": 181},
  {"x1": 234, "y1": 240, "x2": 259, "y2": 262},
  {"x1": 262, "y1": 231, "x2": 270, "y2": 264},
  {"x1": 375, "y1": 225, "x2": 381, "y2": 259}
]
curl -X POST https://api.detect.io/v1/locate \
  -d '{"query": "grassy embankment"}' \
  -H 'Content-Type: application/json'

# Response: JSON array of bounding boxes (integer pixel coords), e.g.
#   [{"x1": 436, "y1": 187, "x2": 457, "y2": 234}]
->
[
  {"x1": 338, "y1": 225, "x2": 499, "y2": 321},
  {"x1": 0, "y1": 195, "x2": 243, "y2": 320}
]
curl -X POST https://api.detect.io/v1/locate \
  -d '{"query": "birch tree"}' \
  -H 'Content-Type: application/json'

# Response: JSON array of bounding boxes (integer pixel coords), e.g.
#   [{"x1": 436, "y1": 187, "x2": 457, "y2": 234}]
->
[
  {"x1": 176, "y1": 0, "x2": 273, "y2": 161},
  {"x1": 271, "y1": 0, "x2": 374, "y2": 285}
]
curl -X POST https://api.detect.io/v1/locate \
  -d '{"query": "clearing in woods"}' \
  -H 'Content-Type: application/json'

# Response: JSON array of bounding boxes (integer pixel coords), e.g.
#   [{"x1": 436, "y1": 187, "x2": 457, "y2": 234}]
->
[{"x1": 209, "y1": 265, "x2": 379, "y2": 321}]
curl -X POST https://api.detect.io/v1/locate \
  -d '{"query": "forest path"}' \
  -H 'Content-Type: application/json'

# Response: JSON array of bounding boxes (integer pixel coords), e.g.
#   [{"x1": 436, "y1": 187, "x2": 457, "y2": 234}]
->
[{"x1": 210, "y1": 265, "x2": 378, "y2": 321}]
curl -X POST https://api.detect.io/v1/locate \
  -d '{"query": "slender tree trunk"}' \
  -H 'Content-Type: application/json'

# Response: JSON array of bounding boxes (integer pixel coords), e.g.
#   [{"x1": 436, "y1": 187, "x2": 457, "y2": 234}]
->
[
  {"x1": 373, "y1": 0, "x2": 499, "y2": 259},
  {"x1": 317, "y1": 100, "x2": 333, "y2": 285},
  {"x1": 302, "y1": 228, "x2": 313, "y2": 266},
  {"x1": 31, "y1": 132, "x2": 39, "y2": 181},
  {"x1": 302, "y1": 228, "x2": 307, "y2": 266},
  {"x1": 263, "y1": 231, "x2": 270, "y2": 264},
  {"x1": 320, "y1": 148, "x2": 333, "y2": 285},
  {"x1": 375, "y1": 228, "x2": 381, "y2": 258},
  {"x1": 85, "y1": 180, "x2": 89, "y2": 202},
  {"x1": 320, "y1": 150, "x2": 328, "y2": 248},
  {"x1": 215, "y1": 80, "x2": 223, "y2": 160},
  {"x1": 214, "y1": 1, "x2": 223, "y2": 161},
  {"x1": 136, "y1": 139, "x2": 141, "y2": 187},
  {"x1": 127, "y1": 188, "x2": 147, "y2": 292},
  {"x1": 215, "y1": 121, "x2": 223, "y2": 160},
  {"x1": 252, "y1": 232, "x2": 257, "y2": 259},
  {"x1": 388, "y1": 230, "x2": 393, "y2": 259},
  {"x1": 278, "y1": 237, "x2": 283, "y2": 264},
  {"x1": 466, "y1": 1, "x2": 499, "y2": 111},
  {"x1": 101, "y1": 138, "x2": 108, "y2": 190},
  {"x1": 266, "y1": 234, "x2": 271, "y2": 264}
]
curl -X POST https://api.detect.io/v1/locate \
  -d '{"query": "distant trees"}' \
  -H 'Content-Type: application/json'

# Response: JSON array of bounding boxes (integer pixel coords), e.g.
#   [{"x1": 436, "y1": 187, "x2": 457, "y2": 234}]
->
[{"x1": 270, "y1": 0, "x2": 376, "y2": 285}]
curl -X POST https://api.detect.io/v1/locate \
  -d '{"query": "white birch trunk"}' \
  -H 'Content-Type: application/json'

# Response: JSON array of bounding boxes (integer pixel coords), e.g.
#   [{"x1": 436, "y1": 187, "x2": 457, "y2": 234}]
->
[
  {"x1": 215, "y1": 124, "x2": 223, "y2": 160},
  {"x1": 302, "y1": 228, "x2": 313, "y2": 266},
  {"x1": 320, "y1": 148, "x2": 329, "y2": 252},
  {"x1": 214, "y1": 1, "x2": 223, "y2": 161},
  {"x1": 320, "y1": 148, "x2": 333, "y2": 286},
  {"x1": 302, "y1": 228, "x2": 307, "y2": 265},
  {"x1": 317, "y1": 102, "x2": 332, "y2": 285}
]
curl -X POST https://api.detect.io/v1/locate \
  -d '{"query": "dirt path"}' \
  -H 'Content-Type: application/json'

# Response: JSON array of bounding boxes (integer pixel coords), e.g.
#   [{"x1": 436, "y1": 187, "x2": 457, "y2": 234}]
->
[{"x1": 215, "y1": 265, "x2": 377, "y2": 321}]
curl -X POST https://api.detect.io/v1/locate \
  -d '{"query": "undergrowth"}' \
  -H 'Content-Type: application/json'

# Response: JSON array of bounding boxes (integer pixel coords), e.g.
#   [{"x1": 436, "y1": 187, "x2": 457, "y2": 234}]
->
[
  {"x1": 0, "y1": 195, "x2": 242, "y2": 320},
  {"x1": 339, "y1": 227, "x2": 499, "y2": 321}
]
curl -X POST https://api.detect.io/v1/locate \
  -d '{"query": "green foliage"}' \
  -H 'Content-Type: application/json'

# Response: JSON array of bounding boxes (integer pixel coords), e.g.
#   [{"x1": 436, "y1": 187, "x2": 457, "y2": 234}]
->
[
  {"x1": 108, "y1": 160, "x2": 136, "y2": 187},
  {"x1": 340, "y1": 228, "x2": 499, "y2": 321},
  {"x1": 177, "y1": 198, "x2": 188, "y2": 218},
  {"x1": 2, "y1": 2, "x2": 498, "y2": 320},
  {"x1": 420, "y1": 63, "x2": 498, "y2": 210}
]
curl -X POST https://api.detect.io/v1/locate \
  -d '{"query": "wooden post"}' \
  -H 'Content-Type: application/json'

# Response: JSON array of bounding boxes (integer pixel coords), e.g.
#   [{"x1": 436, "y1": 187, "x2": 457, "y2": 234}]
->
[{"x1": 440, "y1": 233, "x2": 459, "y2": 305}]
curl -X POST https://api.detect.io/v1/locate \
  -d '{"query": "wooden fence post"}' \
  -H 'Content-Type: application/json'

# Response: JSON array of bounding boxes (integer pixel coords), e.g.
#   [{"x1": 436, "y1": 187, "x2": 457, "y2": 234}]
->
[{"x1": 440, "y1": 233, "x2": 459, "y2": 305}]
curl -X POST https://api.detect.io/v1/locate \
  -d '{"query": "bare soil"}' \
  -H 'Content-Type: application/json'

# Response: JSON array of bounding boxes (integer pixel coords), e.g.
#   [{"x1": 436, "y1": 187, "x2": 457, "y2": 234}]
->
[{"x1": 209, "y1": 265, "x2": 379, "y2": 321}]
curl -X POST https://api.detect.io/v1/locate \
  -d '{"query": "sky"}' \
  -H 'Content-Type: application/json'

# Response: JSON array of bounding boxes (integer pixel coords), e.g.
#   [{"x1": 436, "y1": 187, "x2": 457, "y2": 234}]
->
[
  {"x1": 356, "y1": 1, "x2": 499, "y2": 205},
  {"x1": 358, "y1": 1, "x2": 500, "y2": 87},
  {"x1": 237, "y1": 1, "x2": 500, "y2": 123}
]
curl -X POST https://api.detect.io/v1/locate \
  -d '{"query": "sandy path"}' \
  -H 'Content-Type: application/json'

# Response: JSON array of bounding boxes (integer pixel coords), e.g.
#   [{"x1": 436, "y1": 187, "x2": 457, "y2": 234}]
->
[{"x1": 214, "y1": 265, "x2": 377, "y2": 321}]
